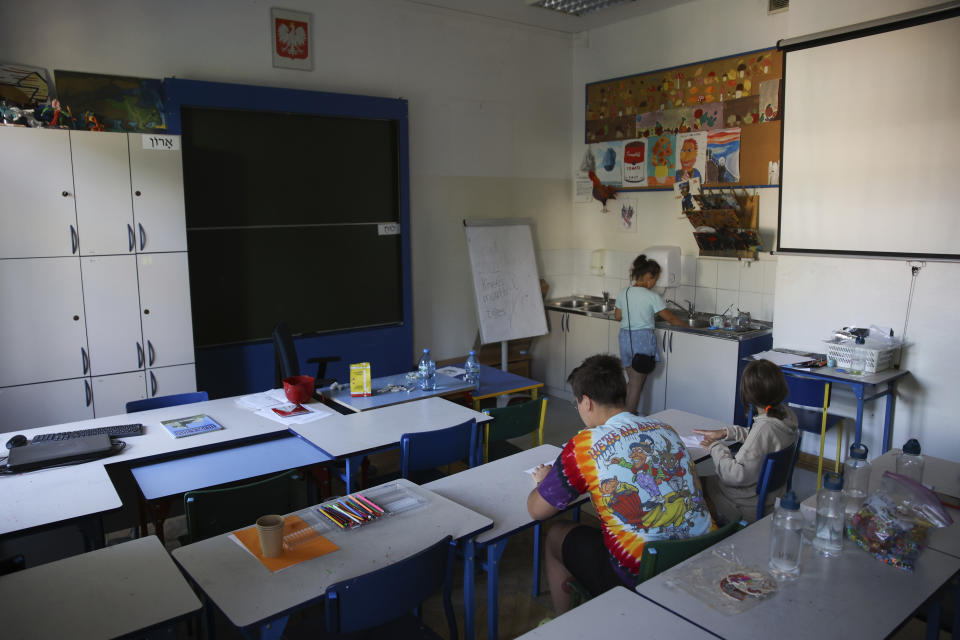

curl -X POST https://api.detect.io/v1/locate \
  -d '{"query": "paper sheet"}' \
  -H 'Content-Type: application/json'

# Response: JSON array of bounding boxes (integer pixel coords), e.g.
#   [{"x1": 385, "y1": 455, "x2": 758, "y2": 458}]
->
[
  {"x1": 751, "y1": 350, "x2": 811, "y2": 366},
  {"x1": 436, "y1": 366, "x2": 466, "y2": 378},
  {"x1": 235, "y1": 388, "x2": 289, "y2": 410},
  {"x1": 525, "y1": 459, "x2": 556, "y2": 476},
  {"x1": 681, "y1": 435, "x2": 703, "y2": 449},
  {"x1": 254, "y1": 401, "x2": 335, "y2": 424}
]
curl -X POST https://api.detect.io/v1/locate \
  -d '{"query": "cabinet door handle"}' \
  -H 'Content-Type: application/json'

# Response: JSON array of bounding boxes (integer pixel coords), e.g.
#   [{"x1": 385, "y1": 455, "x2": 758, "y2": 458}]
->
[
  {"x1": 150, "y1": 371, "x2": 157, "y2": 396},
  {"x1": 70, "y1": 225, "x2": 78, "y2": 254},
  {"x1": 669, "y1": 332, "x2": 673, "y2": 353},
  {"x1": 127, "y1": 224, "x2": 135, "y2": 252},
  {"x1": 661, "y1": 332, "x2": 667, "y2": 353},
  {"x1": 138, "y1": 223, "x2": 145, "y2": 251},
  {"x1": 84, "y1": 379, "x2": 92, "y2": 407},
  {"x1": 147, "y1": 340, "x2": 156, "y2": 366},
  {"x1": 81, "y1": 347, "x2": 89, "y2": 374},
  {"x1": 136, "y1": 342, "x2": 144, "y2": 368}
]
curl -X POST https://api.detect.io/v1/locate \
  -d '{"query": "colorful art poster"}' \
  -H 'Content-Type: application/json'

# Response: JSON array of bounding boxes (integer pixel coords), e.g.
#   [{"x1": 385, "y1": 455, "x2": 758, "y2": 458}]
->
[
  {"x1": 647, "y1": 134, "x2": 676, "y2": 186},
  {"x1": 54, "y1": 70, "x2": 165, "y2": 132},
  {"x1": 586, "y1": 115, "x2": 635, "y2": 143},
  {"x1": 618, "y1": 198, "x2": 638, "y2": 232},
  {"x1": 636, "y1": 110, "x2": 664, "y2": 137},
  {"x1": 0, "y1": 62, "x2": 52, "y2": 106},
  {"x1": 722, "y1": 95, "x2": 760, "y2": 128},
  {"x1": 692, "y1": 102, "x2": 723, "y2": 130},
  {"x1": 674, "y1": 131, "x2": 707, "y2": 183},
  {"x1": 661, "y1": 106, "x2": 694, "y2": 133},
  {"x1": 674, "y1": 177, "x2": 701, "y2": 211},
  {"x1": 758, "y1": 79, "x2": 780, "y2": 122},
  {"x1": 622, "y1": 139, "x2": 647, "y2": 186},
  {"x1": 706, "y1": 128, "x2": 741, "y2": 184},
  {"x1": 593, "y1": 141, "x2": 623, "y2": 187}
]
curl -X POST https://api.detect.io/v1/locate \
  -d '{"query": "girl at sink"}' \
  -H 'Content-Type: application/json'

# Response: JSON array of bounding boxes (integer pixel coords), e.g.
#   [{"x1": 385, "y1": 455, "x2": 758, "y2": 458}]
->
[
  {"x1": 692, "y1": 359, "x2": 799, "y2": 523},
  {"x1": 614, "y1": 254, "x2": 686, "y2": 413}
]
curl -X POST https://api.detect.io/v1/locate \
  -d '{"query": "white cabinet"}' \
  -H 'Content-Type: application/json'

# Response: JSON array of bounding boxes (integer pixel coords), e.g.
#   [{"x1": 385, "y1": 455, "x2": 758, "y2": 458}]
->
[
  {"x1": 637, "y1": 328, "x2": 670, "y2": 416},
  {"x1": 0, "y1": 257, "x2": 88, "y2": 387},
  {"x1": 533, "y1": 311, "x2": 613, "y2": 399},
  {"x1": 0, "y1": 130, "x2": 195, "y2": 431},
  {"x1": 0, "y1": 127, "x2": 77, "y2": 258},
  {"x1": 129, "y1": 136, "x2": 187, "y2": 253},
  {"x1": 138, "y1": 253, "x2": 195, "y2": 368},
  {"x1": 664, "y1": 330, "x2": 739, "y2": 422},
  {"x1": 0, "y1": 379, "x2": 94, "y2": 431}
]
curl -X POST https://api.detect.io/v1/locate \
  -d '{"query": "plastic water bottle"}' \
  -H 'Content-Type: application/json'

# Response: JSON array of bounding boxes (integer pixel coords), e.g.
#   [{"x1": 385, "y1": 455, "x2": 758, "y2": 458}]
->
[
  {"x1": 849, "y1": 336, "x2": 867, "y2": 375},
  {"x1": 464, "y1": 350, "x2": 481, "y2": 387},
  {"x1": 842, "y1": 443, "x2": 871, "y2": 525},
  {"x1": 769, "y1": 491, "x2": 804, "y2": 580},
  {"x1": 417, "y1": 348, "x2": 436, "y2": 391},
  {"x1": 896, "y1": 439, "x2": 924, "y2": 483},
  {"x1": 813, "y1": 471, "x2": 844, "y2": 557}
]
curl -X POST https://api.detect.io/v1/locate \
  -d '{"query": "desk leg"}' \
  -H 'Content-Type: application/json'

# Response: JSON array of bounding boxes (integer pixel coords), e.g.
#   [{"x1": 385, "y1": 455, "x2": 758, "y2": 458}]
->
[
  {"x1": 485, "y1": 540, "x2": 508, "y2": 640},
  {"x1": 77, "y1": 516, "x2": 105, "y2": 551},
  {"x1": 533, "y1": 523, "x2": 542, "y2": 596},
  {"x1": 251, "y1": 615, "x2": 288, "y2": 640},
  {"x1": 882, "y1": 381, "x2": 895, "y2": 454},
  {"x1": 853, "y1": 383, "x2": 866, "y2": 448},
  {"x1": 463, "y1": 538, "x2": 476, "y2": 640},
  {"x1": 345, "y1": 457, "x2": 356, "y2": 494}
]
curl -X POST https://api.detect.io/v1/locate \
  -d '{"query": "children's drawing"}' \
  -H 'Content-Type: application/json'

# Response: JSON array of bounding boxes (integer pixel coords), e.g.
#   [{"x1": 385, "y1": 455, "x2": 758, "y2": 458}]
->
[
  {"x1": 723, "y1": 96, "x2": 760, "y2": 127},
  {"x1": 646, "y1": 134, "x2": 676, "y2": 187},
  {"x1": 592, "y1": 141, "x2": 623, "y2": 187},
  {"x1": 636, "y1": 110, "x2": 665, "y2": 137},
  {"x1": 674, "y1": 131, "x2": 707, "y2": 183},
  {"x1": 661, "y1": 106, "x2": 694, "y2": 133},
  {"x1": 706, "y1": 128, "x2": 741, "y2": 184},
  {"x1": 693, "y1": 102, "x2": 723, "y2": 130},
  {"x1": 622, "y1": 139, "x2": 647, "y2": 186},
  {"x1": 618, "y1": 198, "x2": 638, "y2": 232},
  {"x1": 759, "y1": 79, "x2": 780, "y2": 122}
]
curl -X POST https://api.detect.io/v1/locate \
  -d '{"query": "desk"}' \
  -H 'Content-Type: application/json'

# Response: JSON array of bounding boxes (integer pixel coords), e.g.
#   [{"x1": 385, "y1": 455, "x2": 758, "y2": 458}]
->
[
  {"x1": 320, "y1": 371, "x2": 475, "y2": 412},
  {"x1": 515, "y1": 586, "x2": 718, "y2": 639},
  {"x1": 778, "y1": 365, "x2": 909, "y2": 453},
  {"x1": 289, "y1": 397, "x2": 491, "y2": 493},
  {"x1": 648, "y1": 408, "x2": 738, "y2": 463},
  {"x1": 636, "y1": 514, "x2": 960, "y2": 639},
  {"x1": 172, "y1": 479, "x2": 492, "y2": 639},
  {"x1": 0, "y1": 535, "x2": 200, "y2": 639},
  {"x1": 424, "y1": 445, "x2": 587, "y2": 640}
]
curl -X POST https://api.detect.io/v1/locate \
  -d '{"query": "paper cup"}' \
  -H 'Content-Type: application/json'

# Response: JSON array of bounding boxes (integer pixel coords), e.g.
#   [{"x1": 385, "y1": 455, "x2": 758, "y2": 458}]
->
[{"x1": 256, "y1": 514, "x2": 285, "y2": 558}]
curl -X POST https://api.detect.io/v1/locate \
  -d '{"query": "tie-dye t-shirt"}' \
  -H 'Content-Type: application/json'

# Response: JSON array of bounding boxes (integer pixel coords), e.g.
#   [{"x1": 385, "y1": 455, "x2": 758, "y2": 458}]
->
[{"x1": 537, "y1": 413, "x2": 713, "y2": 584}]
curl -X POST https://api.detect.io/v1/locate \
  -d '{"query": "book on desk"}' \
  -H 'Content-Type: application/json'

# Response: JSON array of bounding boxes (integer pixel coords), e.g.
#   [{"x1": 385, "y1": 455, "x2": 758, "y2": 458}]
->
[{"x1": 161, "y1": 414, "x2": 224, "y2": 439}]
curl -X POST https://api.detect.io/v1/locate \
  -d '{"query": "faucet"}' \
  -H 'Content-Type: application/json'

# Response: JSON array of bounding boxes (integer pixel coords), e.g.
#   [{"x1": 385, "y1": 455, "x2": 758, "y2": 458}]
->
[
  {"x1": 602, "y1": 291, "x2": 610, "y2": 305},
  {"x1": 666, "y1": 299, "x2": 695, "y2": 318}
]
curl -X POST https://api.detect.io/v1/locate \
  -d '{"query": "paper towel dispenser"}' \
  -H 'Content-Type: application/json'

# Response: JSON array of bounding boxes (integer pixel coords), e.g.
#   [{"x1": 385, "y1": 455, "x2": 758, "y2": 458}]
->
[{"x1": 642, "y1": 245, "x2": 681, "y2": 288}]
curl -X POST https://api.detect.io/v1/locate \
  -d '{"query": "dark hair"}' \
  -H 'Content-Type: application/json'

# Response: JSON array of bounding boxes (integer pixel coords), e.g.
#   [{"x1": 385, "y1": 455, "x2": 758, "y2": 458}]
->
[
  {"x1": 740, "y1": 359, "x2": 789, "y2": 420},
  {"x1": 630, "y1": 254, "x2": 662, "y2": 282},
  {"x1": 567, "y1": 354, "x2": 626, "y2": 408}
]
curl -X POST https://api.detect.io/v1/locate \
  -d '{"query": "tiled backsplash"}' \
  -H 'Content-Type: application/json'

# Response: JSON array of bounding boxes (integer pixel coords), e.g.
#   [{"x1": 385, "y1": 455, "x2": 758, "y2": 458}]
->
[{"x1": 539, "y1": 249, "x2": 776, "y2": 322}]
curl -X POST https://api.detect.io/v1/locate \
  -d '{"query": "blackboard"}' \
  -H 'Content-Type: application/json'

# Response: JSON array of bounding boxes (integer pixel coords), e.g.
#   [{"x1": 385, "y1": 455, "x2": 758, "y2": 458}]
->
[{"x1": 464, "y1": 219, "x2": 547, "y2": 345}]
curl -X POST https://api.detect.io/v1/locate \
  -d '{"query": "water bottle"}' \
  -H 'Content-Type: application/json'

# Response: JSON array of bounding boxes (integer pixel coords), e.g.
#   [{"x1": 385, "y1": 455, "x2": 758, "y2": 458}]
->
[
  {"x1": 842, "y1": 443, "x2": 871, "y2": 525},
  {"x1": 896, "y1": 439, "x2": 924, "y2": 483},
  {"x1": 813, "y1": 471, "x2": 844, "y2": 557},
  {"x1": 849, "y1": 336, "x2": 867, "y2": 375},
  {"x1": 769, "y1": 491, "x2": 804, "y2": 580},
  {"x1": 464, "y1": 350, "x2": 481, "y2": 387},
  {"x1": 417, "y1": 348, "x2": 436, "y2": 391}
]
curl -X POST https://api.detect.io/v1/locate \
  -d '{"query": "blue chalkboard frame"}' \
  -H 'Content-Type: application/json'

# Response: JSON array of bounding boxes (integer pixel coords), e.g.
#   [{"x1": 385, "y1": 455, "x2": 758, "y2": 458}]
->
[{"x1": 164, "y1": 78, "x2": 412, "y2": 398}]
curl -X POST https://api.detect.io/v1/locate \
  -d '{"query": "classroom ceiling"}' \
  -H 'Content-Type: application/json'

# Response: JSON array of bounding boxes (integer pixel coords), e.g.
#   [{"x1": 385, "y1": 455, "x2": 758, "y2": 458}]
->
[{"x1": 406, "y1": 0, "x2": 700, "y2": 33}]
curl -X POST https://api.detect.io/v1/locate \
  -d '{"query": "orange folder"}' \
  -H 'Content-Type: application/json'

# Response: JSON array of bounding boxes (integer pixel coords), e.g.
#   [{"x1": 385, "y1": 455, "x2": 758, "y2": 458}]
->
[{"x1": 233, "y1": 514, "x2": 339, "y2": 572}]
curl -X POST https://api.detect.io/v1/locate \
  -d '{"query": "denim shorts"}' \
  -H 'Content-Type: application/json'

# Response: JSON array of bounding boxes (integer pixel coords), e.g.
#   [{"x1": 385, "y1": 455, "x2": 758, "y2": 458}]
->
[{"x1": 618, "y1": 328, "x2": 659, "y2": 367}]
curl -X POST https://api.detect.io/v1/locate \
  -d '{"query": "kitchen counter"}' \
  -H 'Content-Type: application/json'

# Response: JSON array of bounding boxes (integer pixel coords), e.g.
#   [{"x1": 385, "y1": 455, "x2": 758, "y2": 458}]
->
[{"x1": 545, "y1": 296, "x2": 772, "y2": 342}]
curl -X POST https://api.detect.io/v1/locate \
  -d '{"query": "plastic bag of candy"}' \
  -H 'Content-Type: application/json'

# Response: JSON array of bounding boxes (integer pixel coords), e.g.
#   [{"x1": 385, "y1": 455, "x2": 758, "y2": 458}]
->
[{"x1": 847, "y1": 471, "x2": 953, "y2": 571}]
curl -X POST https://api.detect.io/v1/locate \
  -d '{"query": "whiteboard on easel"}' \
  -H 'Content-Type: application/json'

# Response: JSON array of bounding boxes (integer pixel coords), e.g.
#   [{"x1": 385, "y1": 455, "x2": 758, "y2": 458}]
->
[{"x1": 464, "y1": 219, "x2": 548, "y2": 345}]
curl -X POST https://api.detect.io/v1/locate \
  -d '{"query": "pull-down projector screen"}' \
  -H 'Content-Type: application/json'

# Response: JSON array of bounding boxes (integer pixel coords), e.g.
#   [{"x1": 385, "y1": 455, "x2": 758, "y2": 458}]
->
[{"x1": 778, "y1": 7, "x2": 960, "y2": 259}]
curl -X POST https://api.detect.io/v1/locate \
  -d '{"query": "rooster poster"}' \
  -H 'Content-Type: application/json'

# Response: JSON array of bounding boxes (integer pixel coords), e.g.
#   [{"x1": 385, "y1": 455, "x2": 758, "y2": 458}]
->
[{"x1": 271, "y1": 8, "x2": 313, "y2": 70}]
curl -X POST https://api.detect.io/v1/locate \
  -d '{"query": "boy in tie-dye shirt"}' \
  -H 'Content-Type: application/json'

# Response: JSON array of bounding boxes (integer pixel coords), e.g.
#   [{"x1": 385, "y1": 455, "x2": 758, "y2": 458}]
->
[{"x1": 527, "y1": 354, "x2": 712, "y2": 615}]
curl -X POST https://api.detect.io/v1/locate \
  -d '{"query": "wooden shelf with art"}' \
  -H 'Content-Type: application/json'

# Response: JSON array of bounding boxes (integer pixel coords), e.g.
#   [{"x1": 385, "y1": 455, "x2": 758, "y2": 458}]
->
[{"x1": 685, "y1": 190, "x2": 761, "y2": 259}]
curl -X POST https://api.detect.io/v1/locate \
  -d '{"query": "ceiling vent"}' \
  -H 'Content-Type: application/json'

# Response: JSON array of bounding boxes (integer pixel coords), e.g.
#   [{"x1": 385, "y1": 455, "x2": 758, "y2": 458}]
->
[
  {"x1": 768, "y1": 0, "x2": 789, "y2": 14},
  {"x1": 525, "y1": 0, "x2": 637, "y2": 17}
]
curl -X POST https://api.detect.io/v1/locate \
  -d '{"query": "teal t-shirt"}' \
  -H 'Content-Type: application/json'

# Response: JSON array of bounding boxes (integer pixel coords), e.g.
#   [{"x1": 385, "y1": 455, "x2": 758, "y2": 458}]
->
[{"x1": 616, "y1": 286, "x2": 665, "y2": 330}]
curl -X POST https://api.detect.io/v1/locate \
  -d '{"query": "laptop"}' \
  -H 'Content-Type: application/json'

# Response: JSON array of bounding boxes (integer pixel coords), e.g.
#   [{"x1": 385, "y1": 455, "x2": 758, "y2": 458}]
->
[{"x1": 6, "y1": 434, "x2": 114, "y2": 472}]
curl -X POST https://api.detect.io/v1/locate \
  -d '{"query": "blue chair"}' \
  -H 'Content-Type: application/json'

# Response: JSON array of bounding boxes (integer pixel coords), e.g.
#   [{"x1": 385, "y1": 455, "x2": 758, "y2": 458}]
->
[
  {"x1": 324, "y1": 535, "x2": 458, "y2": 639},
  {"x1": 126, "y1": 391, "x2": 208, "y2": 413},
  {"x1": 400, "y1": 418, "x2": 480, "y2": 483},
  {"x1": 755, "y1": 441, "x2": 798, "y2": 521}
]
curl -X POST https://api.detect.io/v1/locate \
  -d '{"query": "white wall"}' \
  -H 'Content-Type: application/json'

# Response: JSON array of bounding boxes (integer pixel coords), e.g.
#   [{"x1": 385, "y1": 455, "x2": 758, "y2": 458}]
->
[
  {"x1": 574, "y1": 0, "x2": 959, "y2": 462},
  {"x1": 0, "y1": 0, "x2": 573, "y2": 361}
]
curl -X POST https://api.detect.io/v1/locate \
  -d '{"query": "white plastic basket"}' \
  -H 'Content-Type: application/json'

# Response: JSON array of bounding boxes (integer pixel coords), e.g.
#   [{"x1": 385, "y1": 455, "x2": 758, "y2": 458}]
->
[{"x1": 823, "y1": 338, "x2": 897, "y2": 373}]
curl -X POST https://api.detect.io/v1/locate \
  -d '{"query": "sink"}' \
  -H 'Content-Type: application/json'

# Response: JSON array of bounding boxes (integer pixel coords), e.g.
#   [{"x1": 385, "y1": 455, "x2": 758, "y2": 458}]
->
[
  {"x1": 584, "y1": 303, "x2": 605, "y2": 313},
  {"x1": 687, "y1": 318, "x2": 710, "y2": 328}
]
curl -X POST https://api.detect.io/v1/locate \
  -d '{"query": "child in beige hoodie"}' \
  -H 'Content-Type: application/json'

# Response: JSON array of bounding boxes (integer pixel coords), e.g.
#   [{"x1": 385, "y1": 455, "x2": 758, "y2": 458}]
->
[{"x1": 693, "y1": 359, "x2": 799, "y2": 524}]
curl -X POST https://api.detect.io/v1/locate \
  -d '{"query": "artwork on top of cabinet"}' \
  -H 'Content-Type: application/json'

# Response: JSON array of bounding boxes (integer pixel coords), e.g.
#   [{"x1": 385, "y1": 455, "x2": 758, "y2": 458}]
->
[{"x1": 54, "y1": 70, "x2": 166, "y2": 133}]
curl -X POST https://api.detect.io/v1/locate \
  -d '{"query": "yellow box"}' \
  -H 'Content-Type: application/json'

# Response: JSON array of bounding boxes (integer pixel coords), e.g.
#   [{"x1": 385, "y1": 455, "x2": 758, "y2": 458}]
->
[{"x1": 349, "y1": 362, "x2": 372, "y2": 397}]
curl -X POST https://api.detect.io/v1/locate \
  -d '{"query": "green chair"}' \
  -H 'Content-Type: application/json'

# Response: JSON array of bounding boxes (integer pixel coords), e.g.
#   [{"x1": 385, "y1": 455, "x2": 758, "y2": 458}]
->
[
  {"x1": 481, "y1": 397, "x2": 547, "y2": 463},
  {"x1": 183, "y1": 469, "x2": 305, "y2": 543},
  {"x1": 636, "y1": 518, "x2": 745, "y2": 584}
]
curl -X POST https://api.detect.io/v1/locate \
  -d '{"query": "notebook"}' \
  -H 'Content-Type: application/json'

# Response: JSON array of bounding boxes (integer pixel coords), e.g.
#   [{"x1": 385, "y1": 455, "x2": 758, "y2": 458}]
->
[{"x1": 6, "y1": 434, "x2": 114, "y2": 472}]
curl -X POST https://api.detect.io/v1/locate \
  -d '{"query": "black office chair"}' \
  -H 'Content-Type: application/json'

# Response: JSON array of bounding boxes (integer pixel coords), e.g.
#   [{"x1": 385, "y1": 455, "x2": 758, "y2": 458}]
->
[{"x1": 272, "y1": 321, "x2": 340, "y2": 390}]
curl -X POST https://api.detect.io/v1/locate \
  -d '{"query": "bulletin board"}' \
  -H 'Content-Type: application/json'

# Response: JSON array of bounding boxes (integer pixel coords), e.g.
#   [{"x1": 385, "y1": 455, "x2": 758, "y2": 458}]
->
[{"x1": 584, "y1": 47, "x2": 782, "y2": 190}]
